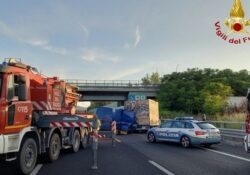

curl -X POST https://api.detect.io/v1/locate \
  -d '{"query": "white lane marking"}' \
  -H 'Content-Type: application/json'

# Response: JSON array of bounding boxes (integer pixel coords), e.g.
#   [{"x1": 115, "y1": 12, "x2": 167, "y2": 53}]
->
[
  {"x1": 30, "y1": 164, "x2": 43, "y2": 175},
  {"x1": 148, "y1": 160, "x2": 175, "y2": 175},
  {"x1": 205, "y1": 148, "x2": 250, "y2": 163},
  {"x1": 114, "y1": 138, "x2": 122, "y2": 143}
]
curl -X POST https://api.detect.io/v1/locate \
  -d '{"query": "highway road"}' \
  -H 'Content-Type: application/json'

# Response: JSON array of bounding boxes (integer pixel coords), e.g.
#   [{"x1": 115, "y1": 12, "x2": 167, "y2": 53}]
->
[{"x1": 1, "y1": 134, "x2": 250, "y2": 175}]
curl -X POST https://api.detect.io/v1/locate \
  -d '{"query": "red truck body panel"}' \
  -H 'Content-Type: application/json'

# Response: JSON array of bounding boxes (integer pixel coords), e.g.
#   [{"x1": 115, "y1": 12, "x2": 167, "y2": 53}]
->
[{"x1": 0, "y1": 59, "x2": 81, "y2": 134}]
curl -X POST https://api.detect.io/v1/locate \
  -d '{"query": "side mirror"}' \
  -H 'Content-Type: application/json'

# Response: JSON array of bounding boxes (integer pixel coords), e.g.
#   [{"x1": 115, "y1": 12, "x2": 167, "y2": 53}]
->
[{"x1": 18, "y1": 84, "x2": 27, "y2": 101}]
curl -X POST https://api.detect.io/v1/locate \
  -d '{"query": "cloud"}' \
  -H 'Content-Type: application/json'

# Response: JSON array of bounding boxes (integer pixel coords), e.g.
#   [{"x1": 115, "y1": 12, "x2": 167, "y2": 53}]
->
[
  {"x1": 24, "y1": 39, "x2": 49, "y2": 47},
  {"x1": 24, "y1": 39, "x2": 67, "y2": 55},
  {"x1": 80, "y1": 24, "x2": 89, "y2": 38},
  {"x1": 0, "y1": 21, "x2": 15, "y2": 37},
  {"x1": 0, "y1": 20, "x2": 67, "y2": 55},
  {"x1": 42, "y1": 45, "x2": 67, "y2": 55},
  {"x1": 107, "y1": 67, "x2": 145, "y2": 80},
  {"x1": 134, "y1": 25, "x2": 141, "y2": 47},
  {"x1": 81, "y1": 48, "x2": 120, "y2": 63},
  {"x1": 123, "y1": 43, "x2": 131, "y2": 49},
  {"x1": 124, "y1": 25, "x2": 141, "y2": 49}
]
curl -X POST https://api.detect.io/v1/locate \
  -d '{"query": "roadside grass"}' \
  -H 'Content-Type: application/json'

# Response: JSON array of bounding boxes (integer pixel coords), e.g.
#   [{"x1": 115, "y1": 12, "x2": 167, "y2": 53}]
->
[
  {"x1": 161, "y1": 111, "x2": 246, "y2": 130},
  {"x1": 215, "y1": 113, "x2": 246, "y2": 122}
]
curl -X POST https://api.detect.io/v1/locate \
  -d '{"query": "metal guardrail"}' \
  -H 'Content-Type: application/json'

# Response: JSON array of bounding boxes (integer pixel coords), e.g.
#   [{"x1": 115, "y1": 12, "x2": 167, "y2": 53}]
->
[
  {"x1": 208, "y1": 121, "x2": 245, "y2": 141},
  {"x1": 64, "y1": 79, "x2": 161, "y2": 88}
]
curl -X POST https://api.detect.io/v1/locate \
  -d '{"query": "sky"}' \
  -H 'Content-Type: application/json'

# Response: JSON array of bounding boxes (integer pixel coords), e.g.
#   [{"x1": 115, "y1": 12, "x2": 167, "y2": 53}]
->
[{"x1": 0, "y1": 0, "x2": 250, "y2": 80}]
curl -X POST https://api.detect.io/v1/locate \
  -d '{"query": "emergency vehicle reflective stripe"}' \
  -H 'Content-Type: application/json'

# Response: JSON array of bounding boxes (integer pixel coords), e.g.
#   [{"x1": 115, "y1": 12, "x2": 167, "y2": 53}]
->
[
  {"x1": 86, "y1": 122, "x2": 92, "y2": 128},
  {"x1": 41, "y1": 101, "x2": 52, "y2": 110},
  {"x1": 50, "y1": 122, "x2": 93, "y2": 128},
  {"x1": 32, "y1": 101, "x2": 43, "y2": 110},
  {"x1": 111, "y1": 121, "x2": 117, "y2": 133},
  {"x1": 32, "y1": 101, "x2": 60, "y2": 110},
  {"x1": 92, "y1": 132, "x2": 103, "y2": 138}
]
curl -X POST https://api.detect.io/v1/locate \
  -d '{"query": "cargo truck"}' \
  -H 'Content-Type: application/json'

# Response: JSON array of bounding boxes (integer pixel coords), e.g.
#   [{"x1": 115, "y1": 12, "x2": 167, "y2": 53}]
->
[
  {"x1": 0, "y1": 58, "x2": 95, "y2": 174},
  {"x1": 124, "y1": 99, "x2": 160, "y2": 131}
]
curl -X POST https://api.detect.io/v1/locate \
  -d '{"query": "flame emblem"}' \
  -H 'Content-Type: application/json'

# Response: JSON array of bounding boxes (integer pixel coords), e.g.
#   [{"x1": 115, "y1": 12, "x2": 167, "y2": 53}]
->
[{"x1": 225, "y1": 0, "x2": 250, "y2": 34}]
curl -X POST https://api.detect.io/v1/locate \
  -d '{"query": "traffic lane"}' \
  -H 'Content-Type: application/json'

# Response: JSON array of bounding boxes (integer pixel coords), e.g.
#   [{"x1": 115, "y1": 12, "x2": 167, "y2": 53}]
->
[
  {"x1": 121, "y1": 133, "x2": 250, "y2": 160},
  {"x1": 119, "y1": 134, "x2": 250, "y2": 175},
  {"x1": 38, "y1": 140, "x2": 165, "y2": 175},
  {"x1": 208, "y1": 141, "x2": 249, "y2": 159},
  {"x1": 0, "y1": 160, "x2": 22, "y2": 175}
]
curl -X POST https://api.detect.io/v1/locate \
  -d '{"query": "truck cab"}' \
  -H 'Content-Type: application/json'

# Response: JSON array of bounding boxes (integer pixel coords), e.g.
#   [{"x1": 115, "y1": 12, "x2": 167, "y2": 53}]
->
[{"x1": 0, "y1": 59, "x2": 33, "y2": 135}]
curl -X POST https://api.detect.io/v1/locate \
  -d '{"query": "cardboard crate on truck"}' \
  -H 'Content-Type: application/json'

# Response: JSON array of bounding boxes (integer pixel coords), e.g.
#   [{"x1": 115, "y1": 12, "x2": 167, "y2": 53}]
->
[{"x1": 124, "y1": 99, "x2": 160, "y2": 131}]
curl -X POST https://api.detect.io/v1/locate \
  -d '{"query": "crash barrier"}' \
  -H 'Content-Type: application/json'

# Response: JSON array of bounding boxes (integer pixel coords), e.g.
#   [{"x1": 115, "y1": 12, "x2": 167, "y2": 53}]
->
[
  {"x1": 161, "y1": 119, "x2": 246, "y2": 142},
  {"x1": 208, "y1": 121, "x2": 245, "y2": 142}
]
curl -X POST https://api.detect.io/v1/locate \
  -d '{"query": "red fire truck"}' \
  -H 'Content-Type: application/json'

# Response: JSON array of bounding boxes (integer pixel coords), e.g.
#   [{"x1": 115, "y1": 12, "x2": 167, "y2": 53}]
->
[{"x1": 0, "y1": 58, "x2": 95, "y2": 174}]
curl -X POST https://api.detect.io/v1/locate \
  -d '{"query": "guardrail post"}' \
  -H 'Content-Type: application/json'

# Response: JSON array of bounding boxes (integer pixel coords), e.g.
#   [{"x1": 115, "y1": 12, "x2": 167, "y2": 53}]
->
[
  {"x1": 220, "y1": 122, "x2": 225, "y2": 129},
  {"x1": 241, "y1": 123, "x2": 245, "y2": 130}
]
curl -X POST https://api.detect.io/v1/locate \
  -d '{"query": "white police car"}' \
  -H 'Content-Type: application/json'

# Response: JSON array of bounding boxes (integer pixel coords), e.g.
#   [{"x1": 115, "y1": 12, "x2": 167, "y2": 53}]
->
[{"x1": 147, "y1": 117, "x2": 221, "y2": 148}]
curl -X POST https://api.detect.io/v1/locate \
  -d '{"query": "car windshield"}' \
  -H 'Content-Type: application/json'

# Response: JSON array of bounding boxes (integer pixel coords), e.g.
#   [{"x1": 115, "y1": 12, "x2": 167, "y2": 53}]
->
[{"x1": 196, "y1": 122, "x2": 216, "y2": 129}]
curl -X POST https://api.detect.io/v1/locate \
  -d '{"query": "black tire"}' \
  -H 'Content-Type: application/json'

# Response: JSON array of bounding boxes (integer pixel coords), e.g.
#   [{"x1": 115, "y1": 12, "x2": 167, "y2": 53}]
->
[
  {"x1": 147, "y1": 132, "x2": 156, "y2": 143},
  {"x1": 204, "y1": 144, "x2": 212, "y2": 148},
  {"x1": 81, "y1": 132, "x2": 89, "y2": 149},
  {"x1": 180, "y1": 136, "x2": 191, "y2": 148},
  {"x1": 18, "y1": 138, "x2": 37, "y2": 175},
  {"x1": 72, "y1": 130, "x2": 81, "y2": 153},
  {"x1": 47, "y1": 133, "x2": 61, "y2": 162}
]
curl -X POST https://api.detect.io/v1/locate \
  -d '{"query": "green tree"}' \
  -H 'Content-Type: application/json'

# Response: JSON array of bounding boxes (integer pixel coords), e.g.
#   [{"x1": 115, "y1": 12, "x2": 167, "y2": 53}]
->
[
  {"x1": 142, "y1": 72, "x2": 161, "y2": 85},
  {"x1": 141, "y1": 73, "x2": 151, "y2": 85},
  {"x1": 157, "y1": 68, "x2": 247, "y2": 116},
  {"x1": 201, "y1": 82, "x2": 232, "y2": 115}
]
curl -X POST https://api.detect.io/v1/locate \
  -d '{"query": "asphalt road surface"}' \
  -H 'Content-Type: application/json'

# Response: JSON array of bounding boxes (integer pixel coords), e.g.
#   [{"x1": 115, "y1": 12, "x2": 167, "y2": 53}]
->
[{"x1": 1, "y1": 134, "x2": 250, "y2": 175}]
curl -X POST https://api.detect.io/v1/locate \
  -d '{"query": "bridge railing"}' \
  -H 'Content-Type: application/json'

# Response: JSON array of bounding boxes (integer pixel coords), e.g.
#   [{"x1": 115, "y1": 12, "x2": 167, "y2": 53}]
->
[{"x1": 64, "y1": 79, "x2": 161, "y2": 88}]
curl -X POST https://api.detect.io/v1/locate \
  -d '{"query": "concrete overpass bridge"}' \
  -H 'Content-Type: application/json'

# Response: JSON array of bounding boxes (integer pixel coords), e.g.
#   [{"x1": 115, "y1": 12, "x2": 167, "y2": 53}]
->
[{"x1": 65, "y1": 80, "x2": 160, "y2": 101}]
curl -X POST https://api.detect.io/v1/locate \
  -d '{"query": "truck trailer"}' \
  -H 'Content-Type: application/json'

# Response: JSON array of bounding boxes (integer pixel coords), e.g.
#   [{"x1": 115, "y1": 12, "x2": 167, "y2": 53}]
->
[
  {"x1": 0, "y1": 58, "x2": 96, "y2": 174},
  {"x1": 124, "y1": 99, "x2": 160, "y2": 131}
]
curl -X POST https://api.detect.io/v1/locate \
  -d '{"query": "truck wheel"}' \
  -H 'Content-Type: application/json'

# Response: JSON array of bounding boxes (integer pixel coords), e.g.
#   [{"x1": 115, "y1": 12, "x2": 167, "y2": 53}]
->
[
  {"x1": 72, "y1": 130, "x2": 81, "y2": 153},
  {"x1": 18, "y1": 138, "x2": 37, "y2": 175},
  {"x1": 181, "y1": 136, "x2": 191, "y2": 148},
  {"x1": 47, "y1": 133, "x2": 61, "y2": 162},
  {"x1": 81, "y1": 132, "x2": 89, "y2": 149}
]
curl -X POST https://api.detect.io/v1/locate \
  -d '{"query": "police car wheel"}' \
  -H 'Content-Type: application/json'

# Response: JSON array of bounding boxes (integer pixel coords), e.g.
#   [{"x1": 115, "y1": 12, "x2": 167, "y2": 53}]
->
[
  {"x1": 204, "y1": 144, "x2": 212, "y2": 148},
  {"x1": 181, "y1": 136, "x2": 190, "y2": 148},
  {"x1": 148, "y1": 132, "x2": 156, "y2": 143}
]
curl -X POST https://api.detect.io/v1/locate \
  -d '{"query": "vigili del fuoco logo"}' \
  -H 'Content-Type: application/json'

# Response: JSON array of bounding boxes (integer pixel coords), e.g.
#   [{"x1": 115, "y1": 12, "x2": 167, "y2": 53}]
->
[{"x1": 215, "y1": 0, "x2": 250, "y2": 44}]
